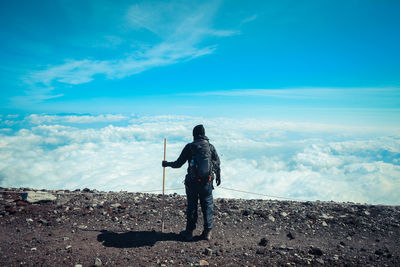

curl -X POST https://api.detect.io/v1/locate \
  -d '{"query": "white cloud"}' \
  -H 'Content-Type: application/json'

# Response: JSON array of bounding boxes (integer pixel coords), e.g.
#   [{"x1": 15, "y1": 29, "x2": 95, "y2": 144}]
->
[
  {"x1": 30, "y1": 59, "x2": 113, "y2": 85},
  {"x1": 241, "y1": 14, "x2": 258, "y2": 24},
  {"x1": 0, "y1": 120, "x2": 19, "y2": 127},
  {"x1": 184, "y1": 87, "x2": 400, "y2": 101},
  {"x1": 0, "y1": 114, "x2": 399, "y2": 205},
  {"x1": 22, "y1": 1, "x2": 237, "y2": 103},
  {"x1": 6, "y1": 115, "x2": 19, "y2": 119},
  {"x1": 26, "y1": 114, "x2": 129, "y2": 124},
  {"x1": 11, "y1": 86, "x2": 63, "y2": 105}
]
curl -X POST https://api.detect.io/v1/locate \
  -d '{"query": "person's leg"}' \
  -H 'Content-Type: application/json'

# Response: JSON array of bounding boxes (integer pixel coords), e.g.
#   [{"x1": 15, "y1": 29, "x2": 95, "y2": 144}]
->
[
  {"x1": 185, "y1": 183, "x2": 199, "y2": 232},
  {"x1": 199, "y1": 182, "x2": 214, "y2": 232}
]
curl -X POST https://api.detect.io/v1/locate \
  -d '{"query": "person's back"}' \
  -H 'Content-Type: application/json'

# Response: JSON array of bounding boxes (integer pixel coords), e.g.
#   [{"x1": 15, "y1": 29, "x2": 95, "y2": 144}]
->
[{"x1": 162, "y1": 124, "x2": 220, "y2": 241}]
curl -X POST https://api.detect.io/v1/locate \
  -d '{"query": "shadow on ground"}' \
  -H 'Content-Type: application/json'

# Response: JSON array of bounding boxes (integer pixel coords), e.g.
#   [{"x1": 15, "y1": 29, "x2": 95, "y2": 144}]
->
[{"x1": 97, "y1": 230, "x2": 187, "y2": 248}]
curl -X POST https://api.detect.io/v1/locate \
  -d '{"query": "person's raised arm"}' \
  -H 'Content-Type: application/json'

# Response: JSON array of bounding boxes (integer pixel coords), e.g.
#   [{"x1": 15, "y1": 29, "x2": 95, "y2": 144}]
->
[{"x1": 162, "y1": 144, "x2": 190, "y2": 168}]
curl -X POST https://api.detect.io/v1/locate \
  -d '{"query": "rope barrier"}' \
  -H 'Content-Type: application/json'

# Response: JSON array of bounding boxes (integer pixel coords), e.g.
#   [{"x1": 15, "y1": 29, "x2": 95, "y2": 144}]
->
[
  {"x1": 140, "y1": 188, "x2": 185, "y2": 193},
  {"x1": 217, "y1": 186, "x2": 307, "y2": 202}
]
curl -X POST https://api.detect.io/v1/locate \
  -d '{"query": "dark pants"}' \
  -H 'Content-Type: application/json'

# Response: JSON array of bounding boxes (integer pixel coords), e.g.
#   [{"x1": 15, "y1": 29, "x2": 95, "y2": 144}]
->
[{"x1": 185, "y1": 180, "x2": 214, "y2": 231}]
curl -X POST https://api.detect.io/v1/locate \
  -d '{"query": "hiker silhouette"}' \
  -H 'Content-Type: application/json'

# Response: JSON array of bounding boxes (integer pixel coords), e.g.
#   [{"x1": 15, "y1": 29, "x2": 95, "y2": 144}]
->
[{"x1": 162, "y1": 124, "x2": 221, "y2": 241}]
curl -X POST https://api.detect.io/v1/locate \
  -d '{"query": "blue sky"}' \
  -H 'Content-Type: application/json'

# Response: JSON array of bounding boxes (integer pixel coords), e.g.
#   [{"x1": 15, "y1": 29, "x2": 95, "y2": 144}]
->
[
  {"x1": 1, "y1": 0, "x2": 400, "y2": 126},
  {"x1": 1, "y1": 1, "x2": 400, "y2": 203}
]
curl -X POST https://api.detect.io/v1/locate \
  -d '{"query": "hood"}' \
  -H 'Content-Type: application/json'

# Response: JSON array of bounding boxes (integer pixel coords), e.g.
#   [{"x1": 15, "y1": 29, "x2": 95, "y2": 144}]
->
[{"x1": 192, "y1": 124, "x2": 205, "y2": 138}]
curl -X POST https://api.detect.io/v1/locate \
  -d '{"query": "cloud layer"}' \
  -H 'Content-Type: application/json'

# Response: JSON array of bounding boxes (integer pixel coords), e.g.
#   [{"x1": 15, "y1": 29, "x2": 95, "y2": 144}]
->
[{"x1": 0, "y1": 114, "x2": 399, "y2": 205}]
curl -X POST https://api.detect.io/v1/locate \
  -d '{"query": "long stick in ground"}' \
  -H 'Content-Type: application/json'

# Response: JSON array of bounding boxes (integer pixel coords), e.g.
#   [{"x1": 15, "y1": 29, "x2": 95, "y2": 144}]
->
[{"x1": 161, "y1": 137, "x2": 167, "y2": 232}]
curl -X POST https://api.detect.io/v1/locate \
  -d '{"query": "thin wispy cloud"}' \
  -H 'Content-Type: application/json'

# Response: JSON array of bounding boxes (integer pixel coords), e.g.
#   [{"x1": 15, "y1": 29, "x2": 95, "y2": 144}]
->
[
  {"x1": 241, "y1": 14, "x2": 258, "y2": 24},
  {"x1": 185, "y1": 87, "x2": 398, "y2": 97},
  {"x1": 183, "y1": 88, "x2": 400, "y2": 104},
  {"x1": 22, "y1": 1, "x2": 237, "y2": 104},
  {"x1": 26, "y1": 114, "x2": 129, "y2": 124}
]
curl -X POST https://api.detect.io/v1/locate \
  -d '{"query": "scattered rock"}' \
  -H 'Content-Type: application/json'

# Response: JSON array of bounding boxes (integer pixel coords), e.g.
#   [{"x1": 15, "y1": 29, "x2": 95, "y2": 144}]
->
[
  {"x1": 309, "y1": 247, "x2": 324, "y2": 256},
  {"x1": 242, "y1": 210, "x2": 251, "y2": 216},
  {"x1": 21, "y1": 191, "x2": 56, "y2": 203},
  {"x1": 16, "y1": 200, "x2": 29, "y2": 206},
  {"x1": 279, "y1": 244, "x2": 287, "y2": 250},
  {"x1": 256, "y1": 248, "x2": 268, "y2": 255},
  {"x1": 258, "y1": 237, "x2": 269, "y2": 247},
  {"x1": 111, "y1": 203, "x2": 121, "y2": 209},
  {"x1": 5, "y1": 206, "x2": 16, "y2": 214},
  {"x1": 320, "y1": 213, "x2": 333, "y2": 219},
  {"x1": 219, "y1": 199, "x2": 228, "y2": 204},
  {"x1": 333, "y1": 255, "x2": 339, "y2": 261},
  {"x1": 24, "y1": 237, "x2": 33, "y2": 242},
  {"x1": 94, "y1": 257, "x2": 102, "y2": 266},
  {"x1": 185, "y1": 257, "x2": 199, "y2": 264},
  {"x1": 199, "y1": 259, "x2": 209, "y2": 266},
  {"x1": 0, "y1": 187, "x2": 399, "y2": 266},
  {"x1": 277, "y1": 250, "x2": 286, "y2": 255},
  {"x1": 287, "y1": 232, "x2": 295, "y2": 240},
  {"x1": 38, "y1": 219, "x2": 49, "y2": 226}
]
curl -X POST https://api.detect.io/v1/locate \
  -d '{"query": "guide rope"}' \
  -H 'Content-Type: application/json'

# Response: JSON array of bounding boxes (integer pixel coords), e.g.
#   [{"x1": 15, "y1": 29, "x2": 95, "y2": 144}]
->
[{"x1": 218, "y1": 186, "x2": 307, "y2": 201}]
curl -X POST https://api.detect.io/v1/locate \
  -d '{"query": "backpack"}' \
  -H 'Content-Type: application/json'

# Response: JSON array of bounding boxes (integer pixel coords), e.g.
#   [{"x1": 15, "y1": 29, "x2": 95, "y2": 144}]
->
[{"x1": 189, "y1": 139, "x2": 213, "y2": 183}]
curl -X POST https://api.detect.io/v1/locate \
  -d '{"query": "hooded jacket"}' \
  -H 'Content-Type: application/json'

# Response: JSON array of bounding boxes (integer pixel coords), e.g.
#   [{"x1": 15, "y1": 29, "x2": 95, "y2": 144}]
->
[{"x1": 167, "y1": 135, "x2": 220, "y2": 177}]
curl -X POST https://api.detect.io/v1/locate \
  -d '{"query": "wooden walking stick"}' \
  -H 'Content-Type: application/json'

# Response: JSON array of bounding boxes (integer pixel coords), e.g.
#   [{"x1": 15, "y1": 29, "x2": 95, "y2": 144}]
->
[{"x1": 161, "y1": 137, "x2": 167, "y2": 232}]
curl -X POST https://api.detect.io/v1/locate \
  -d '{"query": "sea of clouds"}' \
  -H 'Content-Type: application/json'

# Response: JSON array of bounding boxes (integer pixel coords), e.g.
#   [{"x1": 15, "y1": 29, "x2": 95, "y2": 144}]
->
[{"x1": 0, "y1": 114, "x2": 399, "y2": 205}]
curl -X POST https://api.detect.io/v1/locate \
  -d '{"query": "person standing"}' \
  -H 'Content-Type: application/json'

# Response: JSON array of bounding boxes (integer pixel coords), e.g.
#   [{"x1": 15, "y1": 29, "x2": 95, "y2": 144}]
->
[{"x1": 162, "y1": 125, "x2": 221, "y2": 241}]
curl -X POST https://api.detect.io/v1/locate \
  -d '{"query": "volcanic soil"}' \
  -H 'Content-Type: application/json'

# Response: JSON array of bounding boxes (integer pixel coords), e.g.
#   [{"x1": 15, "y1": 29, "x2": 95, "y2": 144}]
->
[{"x1": 0, "y1": 187, "x2": 399, "y2": 266}]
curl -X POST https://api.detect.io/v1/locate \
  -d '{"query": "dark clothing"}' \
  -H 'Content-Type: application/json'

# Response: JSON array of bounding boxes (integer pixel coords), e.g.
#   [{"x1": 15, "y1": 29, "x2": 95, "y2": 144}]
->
[
  {"x1": 167, "y1": 136, "x2": 220, "y2": 178},
  {"x1": 167, "y1": 135, "x2": 220, "y2": 231},
  {"x1": 192, "y1": 124, "x2": 205, "y2": 137},
  {"x1": 185, "y1": 178, "x2": 214, "y2": 231}
]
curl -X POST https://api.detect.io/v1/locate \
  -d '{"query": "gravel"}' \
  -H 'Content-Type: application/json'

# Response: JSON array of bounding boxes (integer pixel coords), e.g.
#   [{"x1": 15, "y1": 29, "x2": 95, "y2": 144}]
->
[{"x1": 0, "y1": 187, "x2": 399, "y2": 266}]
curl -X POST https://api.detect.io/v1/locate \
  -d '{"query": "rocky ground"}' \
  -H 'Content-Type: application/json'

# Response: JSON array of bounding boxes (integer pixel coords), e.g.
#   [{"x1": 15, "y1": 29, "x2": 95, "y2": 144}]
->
[{"x1": 0, "y1": 187, "x2": 399, "y2": 267}]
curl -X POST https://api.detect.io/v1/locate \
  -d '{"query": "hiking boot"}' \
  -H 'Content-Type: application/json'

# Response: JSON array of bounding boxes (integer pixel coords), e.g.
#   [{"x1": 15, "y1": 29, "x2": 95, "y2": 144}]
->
[
  {"x1": 180, "y1": 230, "x2": 193, "y2": 241},
  {"x1": 201, "y1": 229, "x2": 212, "y2": 240}
]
